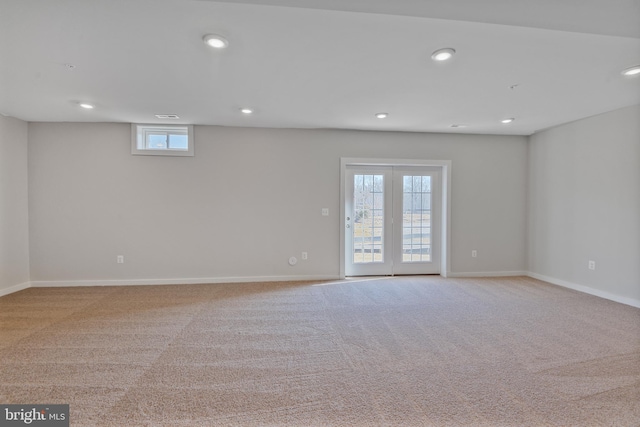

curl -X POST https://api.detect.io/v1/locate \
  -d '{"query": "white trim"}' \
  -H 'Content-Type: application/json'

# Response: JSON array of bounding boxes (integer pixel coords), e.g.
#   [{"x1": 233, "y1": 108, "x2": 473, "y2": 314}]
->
[
  {"x1": 0, "y1": 281, "x2": 31, "y2": 297},
  {"x1": 340, "y1": 157, "x2": 452, "y2": 279},
  {"x1": 527, "y1": 272, "x2": 640, "y2": 308},
  {"x1": 30, "y1": 275, "x2": 340, "y2": 288},
  {"x1": 447, "y1": 271, "x2": 527, "y2": 278}
]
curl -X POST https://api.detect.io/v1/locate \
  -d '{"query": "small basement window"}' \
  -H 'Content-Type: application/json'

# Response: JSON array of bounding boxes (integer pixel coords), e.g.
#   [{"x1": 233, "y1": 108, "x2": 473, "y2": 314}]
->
[{"x1": 131, "y1": 124, "x2": 194, "y2": 156}]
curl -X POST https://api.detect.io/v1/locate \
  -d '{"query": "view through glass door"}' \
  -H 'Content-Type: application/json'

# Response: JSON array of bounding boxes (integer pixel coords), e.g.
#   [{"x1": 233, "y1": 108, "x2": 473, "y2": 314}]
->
[
  {"x1": 345, "y1": 166, "x2": 440, "y2": 276},
  {"x1": 345, "y1": 167, "x2": 393, "y2": 276}
]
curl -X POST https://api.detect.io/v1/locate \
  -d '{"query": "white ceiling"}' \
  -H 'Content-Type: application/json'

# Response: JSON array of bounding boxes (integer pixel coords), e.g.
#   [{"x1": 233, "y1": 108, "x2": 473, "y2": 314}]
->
[{"x1": 1, "y1": 0, "x2": 639, "y2": 135}]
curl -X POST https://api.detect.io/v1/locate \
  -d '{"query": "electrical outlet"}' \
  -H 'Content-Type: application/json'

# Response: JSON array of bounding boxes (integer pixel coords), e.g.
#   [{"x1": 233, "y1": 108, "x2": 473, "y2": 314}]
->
[
  {"x1": 302, "y1": 252, "x2": 308, "y2": 260},
  {"x1": 588, "y1": 260, "x2": 596, "y2": 270},
  {"x1": 117, "y1": 255, "x2": 124, "y2": 264},
  {"x1": 471, "y1": 250, "x2": 477, "y2": 258},
  {"x1": 321, "y1": 208, "x2": 329, "y2": 216}
]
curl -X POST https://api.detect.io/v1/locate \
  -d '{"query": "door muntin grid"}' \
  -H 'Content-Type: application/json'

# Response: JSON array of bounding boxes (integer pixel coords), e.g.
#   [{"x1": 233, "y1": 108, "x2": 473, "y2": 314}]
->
[
  {"x1": 402, "y1": 175, "x2": 431, "y2": 262},
  {"x1": 353, "y1": 174, "x2": 384, "y2": 264}
]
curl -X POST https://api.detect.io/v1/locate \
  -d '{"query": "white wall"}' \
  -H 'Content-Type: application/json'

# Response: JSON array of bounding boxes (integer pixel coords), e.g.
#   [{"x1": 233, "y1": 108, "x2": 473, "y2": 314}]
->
[
  {"x1": 0, "y1": 116, "x2": 30, "y2": 295},
  {"x1": 27, "y1": 123, "x2": 527, "y2": 284},
  {"x1": 528, "y1": 105, "x2": 640, "y2": 306}
]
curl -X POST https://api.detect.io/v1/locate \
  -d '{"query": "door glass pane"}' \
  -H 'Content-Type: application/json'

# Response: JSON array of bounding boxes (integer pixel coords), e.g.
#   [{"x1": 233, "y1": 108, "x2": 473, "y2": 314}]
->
[
  {"x1": 402, "y1": 175, "x2": 431, "y2": 262},
  {"x1": 353, "y1": 174, "x2": 384, "y2": 264}
]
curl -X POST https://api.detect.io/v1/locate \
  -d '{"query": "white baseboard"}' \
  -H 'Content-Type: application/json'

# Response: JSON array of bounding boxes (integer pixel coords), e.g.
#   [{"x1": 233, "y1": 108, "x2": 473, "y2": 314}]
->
[
  {"x1": 0, "y1": 281, "x2": 31, "y2": 297},
  {"x1": 30, "y1": 274, "x2": 340, "y2": 288},
  {"x1": 447, "y1": 271, "x2": 527, "y2": 278},
  {"x1": 527, "y1": 272, "x2": 640, "y2": 309}
]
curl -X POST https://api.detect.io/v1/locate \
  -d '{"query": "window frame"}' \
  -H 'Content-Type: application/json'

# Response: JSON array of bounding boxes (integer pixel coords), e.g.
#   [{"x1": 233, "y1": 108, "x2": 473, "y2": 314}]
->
[{"x1": 131, "y1": 124, "x2": 194, "y2": 156}]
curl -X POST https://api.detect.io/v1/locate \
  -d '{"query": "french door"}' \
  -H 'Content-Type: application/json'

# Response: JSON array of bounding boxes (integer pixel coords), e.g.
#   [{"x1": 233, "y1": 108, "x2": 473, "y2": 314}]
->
[{"x1": 345, "y1": 166, "x2": 441, "y2": 276}]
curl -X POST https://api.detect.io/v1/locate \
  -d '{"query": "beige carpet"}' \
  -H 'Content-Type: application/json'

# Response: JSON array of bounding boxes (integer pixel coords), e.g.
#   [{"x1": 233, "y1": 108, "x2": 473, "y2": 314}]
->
[{"x1": 0, "y1": 276, "x2": 639, "y2": 426}]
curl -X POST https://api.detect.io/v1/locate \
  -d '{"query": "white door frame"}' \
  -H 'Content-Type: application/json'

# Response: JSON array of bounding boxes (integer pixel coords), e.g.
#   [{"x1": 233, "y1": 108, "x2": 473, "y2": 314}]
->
[{"x1": 340, "y1": 157, "x2": 452, "y2": 279}]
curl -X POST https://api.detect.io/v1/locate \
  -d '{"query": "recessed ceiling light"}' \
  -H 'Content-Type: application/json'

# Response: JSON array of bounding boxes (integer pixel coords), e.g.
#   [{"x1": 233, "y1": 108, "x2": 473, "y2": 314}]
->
[
  {"x1": 155, "y1": 114, "x2": 180, "y2": 119},
  {"x1": 375, "y1": 112, "x2": 388, "y2": 119},
  {"x1": 622, "y1": 65, "x2": 640, "y2": 76},
  {"x1": 203, "y1": 34, "x2": 229, "y2": 49},
  {"x1": 240, "y1": 108, "x2": 253, "y2": 114},
  {"x1": 501, "y1": 118, "x2": 515, "y2": 124},
  {"x1": 79, "y1": 103, "x2": 94, "y2": 109},
  {"x1": 431, "y1": 48, "x2": 456, "y2": 61}
]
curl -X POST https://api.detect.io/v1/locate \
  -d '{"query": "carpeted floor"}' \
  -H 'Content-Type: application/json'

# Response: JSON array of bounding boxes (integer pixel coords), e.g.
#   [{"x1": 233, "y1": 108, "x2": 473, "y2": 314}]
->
[{"x1": 0, "y1": 276, "x2": 639, "y2": 426}]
